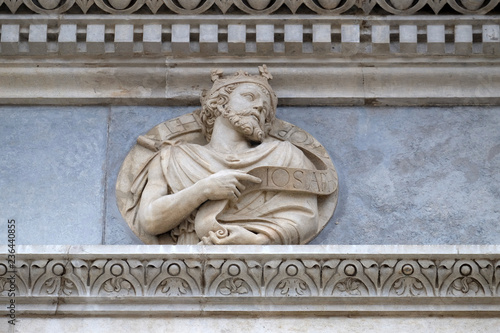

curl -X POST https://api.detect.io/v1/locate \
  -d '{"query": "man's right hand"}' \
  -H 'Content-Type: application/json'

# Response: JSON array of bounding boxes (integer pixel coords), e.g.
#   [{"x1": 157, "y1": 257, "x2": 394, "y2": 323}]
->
[{"x1": 200, "y1": 170, "x2": 261, "y2": 202}]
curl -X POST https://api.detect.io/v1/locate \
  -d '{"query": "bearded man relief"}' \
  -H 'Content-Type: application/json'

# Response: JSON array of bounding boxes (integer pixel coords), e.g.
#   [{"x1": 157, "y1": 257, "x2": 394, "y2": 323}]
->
[{"x1": 116, "y1": 66, "x2": 338, "y2": 245}]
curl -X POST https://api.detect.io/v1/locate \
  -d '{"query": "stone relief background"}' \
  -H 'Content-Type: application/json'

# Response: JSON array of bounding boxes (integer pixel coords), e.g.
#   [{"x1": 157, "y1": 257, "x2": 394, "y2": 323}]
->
[{"x1": 0, "y1": 105, "x2": 499, "y2": 245}]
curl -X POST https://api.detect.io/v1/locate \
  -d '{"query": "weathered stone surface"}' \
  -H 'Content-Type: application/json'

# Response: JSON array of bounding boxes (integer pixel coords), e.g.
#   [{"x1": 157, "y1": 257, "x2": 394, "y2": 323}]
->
[
  {"x1": 105, "y1": 106, "x2": 191, "y2": 245},
  {"x1": 0, "y1": 106, "x2": 108, "y2": 244},
  {"x1": 9, "y1": 317, "x2": 500, "y2": 333},
  {"x1": 281, "y1": 107, "x2": 500, "y2": 245},
  {"x1": 1, "y1": 106, "x2": 499, "y2": 245}
]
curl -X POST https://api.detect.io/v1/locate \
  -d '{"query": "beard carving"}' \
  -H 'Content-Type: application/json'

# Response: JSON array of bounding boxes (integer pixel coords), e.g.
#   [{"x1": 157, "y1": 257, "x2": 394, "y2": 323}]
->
[{"x1": 220, "y1": 106, "x2": 265, "y2": 142}]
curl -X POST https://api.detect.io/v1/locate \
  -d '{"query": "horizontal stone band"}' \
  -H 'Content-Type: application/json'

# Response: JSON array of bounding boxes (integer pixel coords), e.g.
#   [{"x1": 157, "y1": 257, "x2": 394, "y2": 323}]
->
[
  {"x1": 2, "y1": 18, "x2": 499, "y2": 57},
  {"x1": 1, "y1": 245, "x2": 500, "y2": 317}
]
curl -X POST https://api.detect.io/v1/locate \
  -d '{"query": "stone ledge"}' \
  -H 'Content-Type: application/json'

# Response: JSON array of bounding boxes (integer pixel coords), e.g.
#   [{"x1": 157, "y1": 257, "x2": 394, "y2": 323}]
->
[
  {"x1": 10, "y1": 296, "x2": 500, "y2": 316},
  {"x1": 1, "y1": 15, "x2": 499, "y2": 106},
  {"x1": 9, "y1": 316, "x2": 500, "y2": 333},
  {"x1": 1, "y1": 245, "x2": 499, "y2": 316},
  {"x1": 1, "y1": 59, "x2": 499, "y2": 106}
]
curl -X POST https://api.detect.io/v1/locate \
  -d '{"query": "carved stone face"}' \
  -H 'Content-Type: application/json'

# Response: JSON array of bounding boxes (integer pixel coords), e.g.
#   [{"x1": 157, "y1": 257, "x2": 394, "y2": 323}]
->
[{"x1": 223, "y1": 83, "x2": 272, "y2": 142}]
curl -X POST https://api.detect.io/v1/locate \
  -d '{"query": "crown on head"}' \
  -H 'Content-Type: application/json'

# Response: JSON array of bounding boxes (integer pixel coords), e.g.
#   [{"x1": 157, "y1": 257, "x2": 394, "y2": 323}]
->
[{"x1": 201, "y1": 65, "x2": 278, "y2": 111}]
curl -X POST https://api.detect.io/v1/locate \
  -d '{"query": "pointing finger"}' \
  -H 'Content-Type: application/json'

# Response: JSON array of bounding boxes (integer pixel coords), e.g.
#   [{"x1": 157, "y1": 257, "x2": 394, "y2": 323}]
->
[{"x1": 235, "y1": 173, "x2": 262, "y2": 184}]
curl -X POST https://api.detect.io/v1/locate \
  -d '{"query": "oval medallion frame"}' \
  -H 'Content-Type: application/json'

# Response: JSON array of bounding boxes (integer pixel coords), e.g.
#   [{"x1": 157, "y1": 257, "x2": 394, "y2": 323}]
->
[{"x1": 116, "y1": 109, "x2": 338, "y2": 245}]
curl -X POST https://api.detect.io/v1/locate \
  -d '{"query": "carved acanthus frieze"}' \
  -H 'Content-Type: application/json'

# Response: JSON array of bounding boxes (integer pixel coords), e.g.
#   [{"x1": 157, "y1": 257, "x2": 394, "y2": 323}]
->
[
  {"x1": 1, "y1": 0, "x2": 500, "y2": 15},
  {"x1": 2, "y1": 250, "x2": 500, "y2": 299}
]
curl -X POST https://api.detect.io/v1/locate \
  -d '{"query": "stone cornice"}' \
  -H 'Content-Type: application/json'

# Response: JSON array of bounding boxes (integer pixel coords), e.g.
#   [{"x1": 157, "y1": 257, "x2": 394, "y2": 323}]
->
[
  {"x1": 1, "y1": 245, "x2": 500, "y2": 316},
  {"x1": 1, "y1": 15, "x2": 500, "y2": 106},
  {"x1": 2, "y1": 15, "x2": 500, "y2": 58},
  {"x1": 1, "y1": 58, "x2": 500, "y2": 106},
  {"x1": 1, "y1": 0, "x2": 500, "y2": 16}
]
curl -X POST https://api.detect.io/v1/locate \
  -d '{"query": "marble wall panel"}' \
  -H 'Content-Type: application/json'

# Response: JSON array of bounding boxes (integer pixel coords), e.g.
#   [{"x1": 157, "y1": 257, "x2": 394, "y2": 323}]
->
[
  {"x1": 0, "y1": 106, "x2": 108, "y2": 244},
  {"x1": 104, "y1": 106, "x2": 192, "y2": 245},
  {"x1": 1, "y1": 106, "x2": 499, "y2": 245},
  {"x1": 285, "y1": 107, "x2": 500, "y2": 245}
]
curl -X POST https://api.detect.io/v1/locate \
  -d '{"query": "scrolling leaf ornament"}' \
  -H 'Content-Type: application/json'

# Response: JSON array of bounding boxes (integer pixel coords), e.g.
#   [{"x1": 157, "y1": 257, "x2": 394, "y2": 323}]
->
[
  {"x1": 206, "y1": 260, "x2": 260, "y2": 296},
  {"x1": 382, "y1": 260, "x2": 434, "y2": 296},
  {"x1": 0, "y1": 262, "x2": 11, "y2": 296},
  {"x1": 476, "y1": 259, "x2": 495, "y2": 288},
  {"x1": 320, "y1": 259, "x2": 340, "y2": 292},
  {"x1": 356, "y1": 259, "x2": 399, "y2": 295},
  {"x1": 147, "y1": 260, "x2": 201, "y2": 296},
  {"x1": 31, "y1": 260, "x2": 86, "y2": 296},
  {"x1": 90, "y1": 260, "x2": 143, "y2": 296},
  {"x1": 323, "y1": 260, "x2": 375, "y2": 296},
  {"x1": 440, "y1": 260, "x2": 492, "y2": 296},
  {"x1": 437, "y1": 259, "x2": 456, "y2": 288},
  {"x1": 418, "y1": 259, "x2": 438, "y2": 289},
  {"x1": 0, "y1": 260, "x2": 28, "y2": 297},
  {"x1": 303, "y1": 260, "x2": 321, "y2": 293},
  {"x1": 266, "y1": 260, "x2": 318, "y2": 297}
]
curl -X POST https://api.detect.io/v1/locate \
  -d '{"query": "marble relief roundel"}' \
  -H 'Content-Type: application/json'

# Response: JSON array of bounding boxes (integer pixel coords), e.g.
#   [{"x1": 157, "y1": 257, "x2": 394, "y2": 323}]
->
[{"x1": 116, "y1": 67, "x2": 338, "y2": 245}]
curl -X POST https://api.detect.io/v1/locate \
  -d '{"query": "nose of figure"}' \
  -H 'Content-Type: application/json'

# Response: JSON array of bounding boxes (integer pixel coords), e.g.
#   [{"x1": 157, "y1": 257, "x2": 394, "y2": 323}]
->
[{"x1": 254, "y1": 99, "x2": 264, "y2": 111}]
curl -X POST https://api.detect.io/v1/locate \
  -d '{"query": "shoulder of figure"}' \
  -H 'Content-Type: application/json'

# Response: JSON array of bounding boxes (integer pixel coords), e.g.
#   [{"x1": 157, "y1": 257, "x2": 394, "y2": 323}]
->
[
  {"x1": 277, "y1": 140, "x2": 303, "y2": 154},
  {"x1": 278, "y1": 140, "x2": 317, "y2": 169}
]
